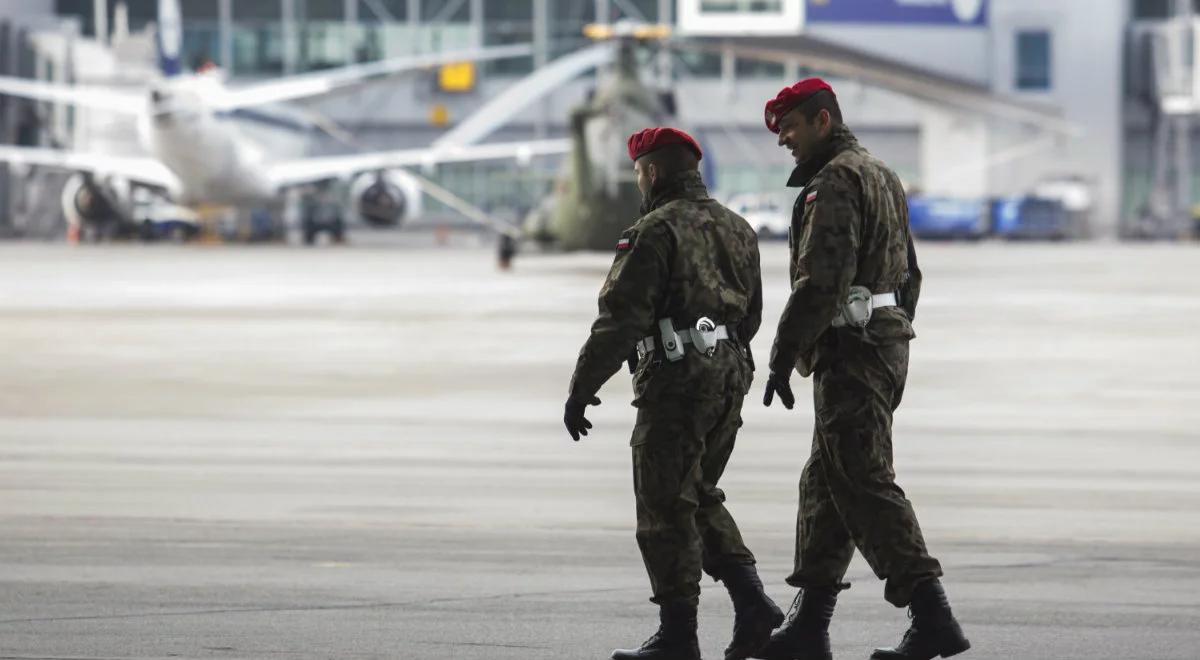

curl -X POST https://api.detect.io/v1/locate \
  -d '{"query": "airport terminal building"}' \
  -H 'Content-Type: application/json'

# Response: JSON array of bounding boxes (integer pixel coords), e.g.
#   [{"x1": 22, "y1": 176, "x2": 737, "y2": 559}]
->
[{"x1": 0, "y1": 0, "x2": 1192, "y2": 239}]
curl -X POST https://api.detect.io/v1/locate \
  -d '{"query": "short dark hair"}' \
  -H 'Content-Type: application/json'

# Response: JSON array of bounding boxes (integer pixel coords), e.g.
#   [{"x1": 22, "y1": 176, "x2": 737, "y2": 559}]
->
[
  {"x1": 640, "y1": 143, "x2": 700, "y2": 177},
  {"x1": 798, "y1": 89, "x2": 843, "y2": 125}
]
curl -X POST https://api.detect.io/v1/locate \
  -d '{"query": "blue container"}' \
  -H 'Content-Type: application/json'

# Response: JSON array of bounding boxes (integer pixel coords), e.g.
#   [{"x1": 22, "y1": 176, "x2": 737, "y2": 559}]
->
[
  {"x1": 991, "y1": 196, "x2": 1071, "y2": 239},
  {"x1": 906, "y1": 196, "x2": 988, "y2": 239}
]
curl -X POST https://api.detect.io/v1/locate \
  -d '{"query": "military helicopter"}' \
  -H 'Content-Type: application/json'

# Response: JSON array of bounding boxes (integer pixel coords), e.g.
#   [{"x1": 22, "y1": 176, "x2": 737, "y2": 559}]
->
[
  {"x1": 522, "y1": 25, "x2": 678, "y2": 252},
  {"x1": 428, "y1": 22, "x2": 682, "y2": 259}
]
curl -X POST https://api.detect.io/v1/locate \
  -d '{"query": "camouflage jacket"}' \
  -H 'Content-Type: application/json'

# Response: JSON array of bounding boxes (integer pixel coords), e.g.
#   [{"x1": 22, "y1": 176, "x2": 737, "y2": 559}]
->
[
  {"x1": 770, "y1": 124, "x2": 923, "y2": 378},
  {"x1": 569, "y1": 170, "x2": 763, "y2": 405}
]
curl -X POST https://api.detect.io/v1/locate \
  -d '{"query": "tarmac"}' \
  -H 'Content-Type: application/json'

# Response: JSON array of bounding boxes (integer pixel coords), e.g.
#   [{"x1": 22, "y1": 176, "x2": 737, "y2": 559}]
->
[{"x1": 0, "y1": 240, "x2": 1198, "y2": 660}]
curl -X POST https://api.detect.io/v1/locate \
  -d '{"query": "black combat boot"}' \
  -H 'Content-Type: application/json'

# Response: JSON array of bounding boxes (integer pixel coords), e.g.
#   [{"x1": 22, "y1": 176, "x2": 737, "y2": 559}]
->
[
  {"x1": 718, "y1": 563, "x2": 785, "y2": 660},
  {"x1": 871, "y1": 579, "x2": 970, "y2": 660},
  {"x1": 612, "y1": 598, "x2": 702, "y2": 660},
  {"x1": 751, "y1": 587, "x2": 837, "y2": 660}
]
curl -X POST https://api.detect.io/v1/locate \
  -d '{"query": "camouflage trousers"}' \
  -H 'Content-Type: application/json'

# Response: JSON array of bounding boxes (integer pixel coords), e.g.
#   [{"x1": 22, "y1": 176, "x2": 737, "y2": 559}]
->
[
  {"x1": 631, "y1": 395, "x2": 756, "y2": 604},
  {"x1": 789, "y1": 335, "x2": 943, "y2": 607}
]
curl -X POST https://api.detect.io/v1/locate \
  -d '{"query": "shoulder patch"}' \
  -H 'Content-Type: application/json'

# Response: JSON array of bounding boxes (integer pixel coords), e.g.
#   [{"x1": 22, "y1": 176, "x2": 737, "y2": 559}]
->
[
  {"x1": 616, "y1": 230, "x2": 637, "y2": 251},
  {"x1": 805, "y1": 190, "x2": 818, "y2": 204}
]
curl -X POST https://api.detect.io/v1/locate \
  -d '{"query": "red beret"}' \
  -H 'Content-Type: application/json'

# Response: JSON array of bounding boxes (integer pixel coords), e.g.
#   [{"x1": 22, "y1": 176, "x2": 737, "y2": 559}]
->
[
  {"x1": 764, "y1": 78, "x2": 835, "y2": 133},
  {"x1": 627, "y1": 127, "x2": 703, "y2": 162}
]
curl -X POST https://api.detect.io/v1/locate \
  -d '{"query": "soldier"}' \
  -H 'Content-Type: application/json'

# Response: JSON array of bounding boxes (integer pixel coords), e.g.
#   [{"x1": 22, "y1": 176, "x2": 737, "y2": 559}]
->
[
  {"x1": 564, "y1": 127, "x2": 782, "y2": 660},
  {"x1": 755, "y1": 79, "x2": 971, "y2": 660}
]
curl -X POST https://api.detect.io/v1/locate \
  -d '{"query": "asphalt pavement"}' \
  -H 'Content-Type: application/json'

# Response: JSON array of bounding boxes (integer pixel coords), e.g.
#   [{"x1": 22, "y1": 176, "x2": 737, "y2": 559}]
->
[{"x1": 1, "y1": 241, "x2": 1198, "y2": 659}]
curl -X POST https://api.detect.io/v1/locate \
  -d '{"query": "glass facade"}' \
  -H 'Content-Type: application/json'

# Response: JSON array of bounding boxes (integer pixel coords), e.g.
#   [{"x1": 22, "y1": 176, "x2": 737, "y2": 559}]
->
[
  {"x1": 55, "y1": 0, "x2": 792, "y2": 79},
  {"x1": 176, "y1": 20, "x2": 475, "y2": 75}
]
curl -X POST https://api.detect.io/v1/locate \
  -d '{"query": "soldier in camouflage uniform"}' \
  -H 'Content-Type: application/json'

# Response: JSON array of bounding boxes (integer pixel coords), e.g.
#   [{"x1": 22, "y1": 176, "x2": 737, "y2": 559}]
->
[
  {"x1": 755, "y1": 80, "x2": 971, "y2": 660},
  {"x1": 565, "y1": 127, "x2": 783, "y2": 660}
]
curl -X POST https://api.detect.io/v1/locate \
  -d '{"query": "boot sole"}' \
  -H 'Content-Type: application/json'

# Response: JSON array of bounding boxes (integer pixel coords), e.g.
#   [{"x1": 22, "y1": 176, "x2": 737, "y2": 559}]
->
[
  {"x1": 613, "y1": 650, "x2": 703, "y2": 660},
  {"x1": 869, "y1": 638, "x2": 970, "y2": 660},
  {"x1": 725, "y1": 608, "x2": 786, "y2": 660},
  {"x1": 752, "y1": 649, "x2": 830, "y2": 660},
  {"x1": 939, "y1": 637, "x2": 971, "y2": 658}
]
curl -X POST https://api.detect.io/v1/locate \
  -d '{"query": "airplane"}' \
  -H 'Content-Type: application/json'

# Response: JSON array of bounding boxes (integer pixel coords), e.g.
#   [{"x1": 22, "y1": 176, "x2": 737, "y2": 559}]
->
[{"x1": 0, "y1": 0, "x2": 568, "y2": 243}]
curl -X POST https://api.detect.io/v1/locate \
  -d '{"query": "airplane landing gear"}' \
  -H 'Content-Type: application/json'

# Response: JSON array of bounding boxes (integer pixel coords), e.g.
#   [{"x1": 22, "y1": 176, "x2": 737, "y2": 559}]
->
[
  {"x1": 497, "y1": 234, "x2": 518, "y2": 270},
  {"x1": 302, "y1": 202, "x2": 346, "y2": 246}
]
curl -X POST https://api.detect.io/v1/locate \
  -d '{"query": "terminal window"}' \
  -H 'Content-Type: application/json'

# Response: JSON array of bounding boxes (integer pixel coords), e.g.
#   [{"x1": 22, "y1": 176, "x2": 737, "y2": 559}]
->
[
  {"x1": 1132, "y1": 0, "x2": 1170, "y2": 18},
  {"x1": 699, "y1": 0, "x2": 784, "y2": 12},
  {"x1": 1015, "y1": 30, "x2": 1052, "y2": 91},
  {"x1": 1131, "y1": 0, "x2": 1200, "y2": 19}
]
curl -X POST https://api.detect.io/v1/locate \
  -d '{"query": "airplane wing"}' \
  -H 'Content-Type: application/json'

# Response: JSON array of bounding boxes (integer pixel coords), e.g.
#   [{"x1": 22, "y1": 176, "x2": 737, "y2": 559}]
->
[
  {"x1": 0, "y1": 75, "x2": 144, "y2": 114},
  {"x1": 267, "y1": 139, "x2": 570, "y2": 189},
  {"x1": 213, "y1": 44, "x2": 534, "y2": 111},
  {"x1": 680, "y1": 34, "x2": 1076, "y2": 132},
  {"x1": 0, "y1": 145, "x2": 180, "y2": 190}
]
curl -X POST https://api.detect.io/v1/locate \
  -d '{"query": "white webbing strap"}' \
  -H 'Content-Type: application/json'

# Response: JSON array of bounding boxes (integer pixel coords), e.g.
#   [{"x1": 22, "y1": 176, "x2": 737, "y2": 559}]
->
[
  {"x1": 636, "y1": 325, "x2": 729, "y2": 356},
  {"x1": 872, "y1": 292, "x2": 897, "y2": 308}
]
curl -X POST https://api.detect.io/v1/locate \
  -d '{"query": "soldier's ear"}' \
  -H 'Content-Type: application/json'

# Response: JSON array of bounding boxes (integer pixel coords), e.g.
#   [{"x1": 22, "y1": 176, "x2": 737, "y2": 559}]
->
[{"x1": 817, "y1": 109, "x2": 833, "y2": 135}]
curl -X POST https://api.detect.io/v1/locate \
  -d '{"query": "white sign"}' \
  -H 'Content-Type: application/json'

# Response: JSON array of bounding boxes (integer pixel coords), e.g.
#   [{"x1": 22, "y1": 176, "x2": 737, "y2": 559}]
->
[{"x1": 677, "y1": 0, "x2": 806, "y2": 35}]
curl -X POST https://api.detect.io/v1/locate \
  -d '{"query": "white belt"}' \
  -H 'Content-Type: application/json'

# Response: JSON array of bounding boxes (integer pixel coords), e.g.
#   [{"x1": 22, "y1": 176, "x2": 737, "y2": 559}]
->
[
  {"x1": 636, "y1": 325, "x2": 729, "y2": 358},
  {"x1": 830, "y1": 289, "x2": 900, "y2": 329},
  {"x1": 871, "y1": 292, "x2": 897, "y2": 308}
]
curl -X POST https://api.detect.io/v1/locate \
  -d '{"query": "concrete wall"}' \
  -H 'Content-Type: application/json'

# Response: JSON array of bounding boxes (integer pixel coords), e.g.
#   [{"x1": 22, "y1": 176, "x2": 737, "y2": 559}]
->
[
  {"x1": 800, "y1": 1, "x2": 1127, "y2": 234},
  {"x1": 986, "y1": 0, "x2": 1127, "y2": 235},
  {"x1": 808, "y1": 23, "x2": 991, "y2": 83}
]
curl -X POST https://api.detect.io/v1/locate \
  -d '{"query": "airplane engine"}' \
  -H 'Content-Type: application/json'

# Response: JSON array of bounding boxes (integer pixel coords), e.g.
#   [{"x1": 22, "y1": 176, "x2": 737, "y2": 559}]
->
[
  {"x1": 60, "y1": 173, "x2": 121, "y2": 230},
  {"x1": 348, "y1": 170, "x2": 422, "y2": 229}
]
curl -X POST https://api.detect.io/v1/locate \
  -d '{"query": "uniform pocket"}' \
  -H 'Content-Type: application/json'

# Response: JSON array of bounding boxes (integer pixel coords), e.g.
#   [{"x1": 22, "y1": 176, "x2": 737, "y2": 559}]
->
[
  {"x1": 629, "y1": 402, "x2": 700, "y2": 447},
  {"x1": 863, "y1": 308, "x2": 916, "y2": 344}
]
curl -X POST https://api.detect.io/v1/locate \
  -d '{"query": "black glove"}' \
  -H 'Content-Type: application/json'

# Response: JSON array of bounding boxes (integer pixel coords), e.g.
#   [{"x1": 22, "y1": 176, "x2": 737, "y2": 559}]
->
[
  {"x1": 762, "y1": 370, "x2": 795, "y2": 409},
  {"x1": 564, "y1": 395, "x2": 601, "y2": 441}
]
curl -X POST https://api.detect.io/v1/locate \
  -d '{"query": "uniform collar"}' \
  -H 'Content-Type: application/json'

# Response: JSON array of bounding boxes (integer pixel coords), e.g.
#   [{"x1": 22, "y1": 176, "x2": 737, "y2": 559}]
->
[
  {"x1": 641, "y1": 170, "x2": 710, "y2": 215},
  {"x1": 785, "y1": 124, "x2": 860, "y2": 188}
]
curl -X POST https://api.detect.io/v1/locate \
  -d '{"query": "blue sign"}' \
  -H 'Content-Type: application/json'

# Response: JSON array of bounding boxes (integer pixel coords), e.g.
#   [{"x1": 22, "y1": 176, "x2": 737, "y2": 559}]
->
[{"x1": 808, "y1": 0, "x2": 988, "y2": 26}]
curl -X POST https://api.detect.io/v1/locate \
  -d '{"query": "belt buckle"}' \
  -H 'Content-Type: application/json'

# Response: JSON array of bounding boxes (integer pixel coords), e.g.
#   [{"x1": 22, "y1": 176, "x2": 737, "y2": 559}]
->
[{"x1": 695, "y1": 318, "x2": 717, "y2": 357}]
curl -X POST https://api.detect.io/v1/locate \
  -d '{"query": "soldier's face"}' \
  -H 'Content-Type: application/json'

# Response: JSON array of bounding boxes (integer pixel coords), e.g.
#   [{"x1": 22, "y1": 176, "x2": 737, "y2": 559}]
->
[
  {"x1": 777, "y1": 109, "x2": 830, "y2": 164},
  {"x1": 634, "y1": 159, "x2": 655, "y2": 197}
]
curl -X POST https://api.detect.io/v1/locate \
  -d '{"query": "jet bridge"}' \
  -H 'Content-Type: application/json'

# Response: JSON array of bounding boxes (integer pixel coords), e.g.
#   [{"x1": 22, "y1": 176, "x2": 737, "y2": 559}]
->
[{"x1": 1128, "y1": 5, "x2": 1200, "y2": 239}]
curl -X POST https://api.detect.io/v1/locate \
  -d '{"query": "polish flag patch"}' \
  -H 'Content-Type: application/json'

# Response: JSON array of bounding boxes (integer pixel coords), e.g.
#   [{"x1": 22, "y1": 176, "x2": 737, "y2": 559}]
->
[
  {"x1": 805, "y1": 190, "x2": 818, "y2": 203},
  {"x1": 616, "y1": 237, "x2": 633, "y2": 251}
]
